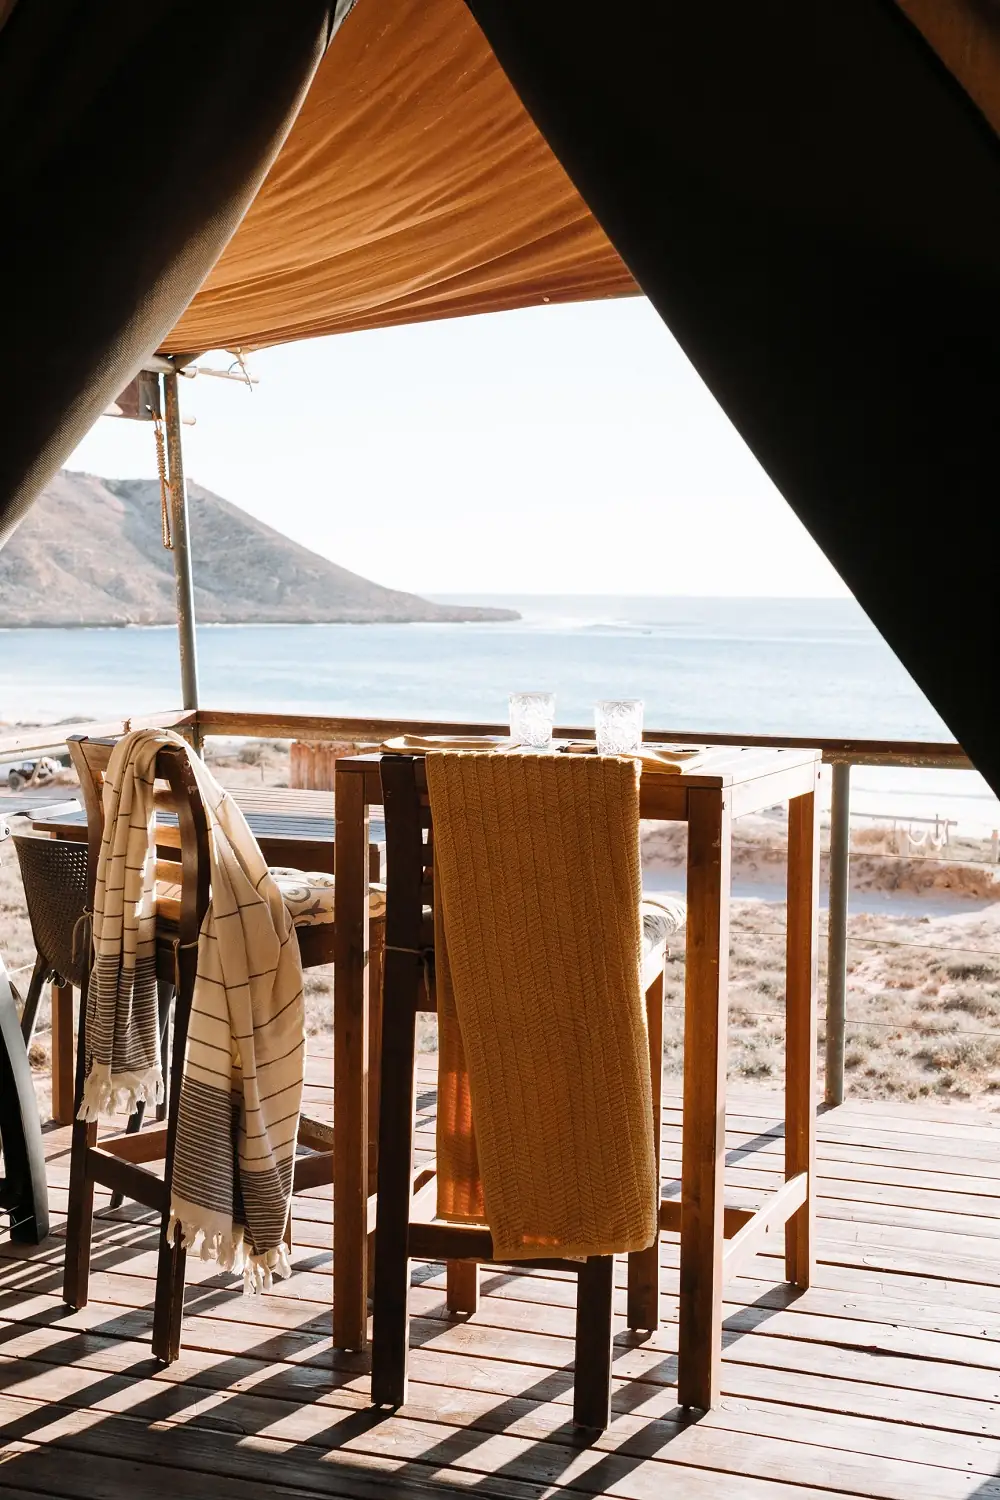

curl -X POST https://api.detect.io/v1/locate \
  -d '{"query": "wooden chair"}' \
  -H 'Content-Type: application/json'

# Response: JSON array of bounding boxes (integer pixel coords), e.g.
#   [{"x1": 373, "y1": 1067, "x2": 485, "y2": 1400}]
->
[
  {"x1": 12, "y1": 832, "x2": 90, "y2": 1127},
  {"x1": 62, "y1": 734, "x2": 382, "y2": 1363},
  {"x1": 370, "y1": 753, "x2": 671, "y2": 1431},
  {"x1": 66, "y1": 733, "x2": 383, "y2": 1193},
  {"x1": 63, "y1": 740, "x2": 210, "y2": 1361}
]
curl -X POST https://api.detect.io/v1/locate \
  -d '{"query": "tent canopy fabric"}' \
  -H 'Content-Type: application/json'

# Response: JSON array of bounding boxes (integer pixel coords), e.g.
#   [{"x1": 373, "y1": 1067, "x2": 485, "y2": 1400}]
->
[{"x1": 161, "y1": 0, "x2": 636, "y2": 355}]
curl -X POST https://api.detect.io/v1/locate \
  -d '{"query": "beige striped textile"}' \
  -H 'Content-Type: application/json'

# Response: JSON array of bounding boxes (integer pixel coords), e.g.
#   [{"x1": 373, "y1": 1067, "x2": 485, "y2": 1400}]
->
[{"x1": 79, "y1": 730, "x2": 306, "y2": 1290}]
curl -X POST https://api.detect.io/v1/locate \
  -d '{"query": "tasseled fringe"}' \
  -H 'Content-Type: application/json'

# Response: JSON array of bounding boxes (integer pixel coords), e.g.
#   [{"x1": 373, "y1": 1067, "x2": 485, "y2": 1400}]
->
[
  {"x1": 76, "y1": 1062, "x2": 164, "y2": 1122},
  {"x1": 166, "y1": 1215, "x2": 292, "y2": 1295}
]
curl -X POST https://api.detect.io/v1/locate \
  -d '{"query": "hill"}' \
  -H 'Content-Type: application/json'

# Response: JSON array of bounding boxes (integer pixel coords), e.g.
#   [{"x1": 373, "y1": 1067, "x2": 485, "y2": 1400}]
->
[{"x1": 0, "y1": 471, "x2": 517, "y2": 626}]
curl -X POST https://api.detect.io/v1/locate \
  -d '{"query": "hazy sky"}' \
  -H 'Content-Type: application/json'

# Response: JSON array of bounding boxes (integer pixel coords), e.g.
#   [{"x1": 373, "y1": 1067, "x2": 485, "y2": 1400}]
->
[{"x1": 68, "y1": 297, "x2": 848, "y2": 598}]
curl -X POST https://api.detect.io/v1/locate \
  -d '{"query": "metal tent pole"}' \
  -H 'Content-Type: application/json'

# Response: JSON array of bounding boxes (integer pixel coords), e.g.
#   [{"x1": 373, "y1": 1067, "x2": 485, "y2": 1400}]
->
[
  {"x1": 162, "y1": 370, "x2": 202, "y2": 750},
  {"x1": 824, "y1": 762, "x2": 851, "y2": 1105}
]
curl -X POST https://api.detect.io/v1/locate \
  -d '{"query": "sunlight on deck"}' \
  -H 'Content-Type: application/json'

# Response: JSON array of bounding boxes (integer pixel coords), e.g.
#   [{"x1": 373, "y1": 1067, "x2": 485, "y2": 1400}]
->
[{"x1": 2, "y1": 1039, "x2": 1000, "y2": 1499}]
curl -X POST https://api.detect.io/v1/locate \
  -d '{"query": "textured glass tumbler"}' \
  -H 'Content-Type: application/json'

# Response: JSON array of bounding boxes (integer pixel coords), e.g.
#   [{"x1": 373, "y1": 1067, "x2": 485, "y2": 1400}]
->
[
  {"x1": 509, "y1": 692, "x2": 556, "y2": 749},
  {"x1": 595, "y1": 699, "x2": 644, "y2": 755}
]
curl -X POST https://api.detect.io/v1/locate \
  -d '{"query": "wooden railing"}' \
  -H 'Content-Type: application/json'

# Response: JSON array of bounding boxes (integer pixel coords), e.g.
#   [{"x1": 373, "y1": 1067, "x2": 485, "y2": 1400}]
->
[{"x1": 3, "y1": 705, "x2": 982, "y2": 1107}]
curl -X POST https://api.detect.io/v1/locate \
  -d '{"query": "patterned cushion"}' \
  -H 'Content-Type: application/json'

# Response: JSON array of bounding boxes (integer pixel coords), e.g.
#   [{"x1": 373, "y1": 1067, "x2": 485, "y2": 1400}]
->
[
  {"x1": 641, "y1": 893, "x2": 686, "y2": 956},
  {"x1": 268, "y1": 869, "x2": 386, "y2": 927},
  {"x1": 640, "y1": 894, "x2": 686, "y2": 988}
]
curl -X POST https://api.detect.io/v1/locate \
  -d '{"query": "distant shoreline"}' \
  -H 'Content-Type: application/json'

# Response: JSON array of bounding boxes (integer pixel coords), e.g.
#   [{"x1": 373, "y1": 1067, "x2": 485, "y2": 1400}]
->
[{"x1": 0, "y1": 613, "x2": 520, "y2": 630}]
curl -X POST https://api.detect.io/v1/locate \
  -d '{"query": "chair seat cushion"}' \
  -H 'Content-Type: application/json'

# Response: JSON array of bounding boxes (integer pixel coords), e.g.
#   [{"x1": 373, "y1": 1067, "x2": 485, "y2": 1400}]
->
[
  {"x1": 641, "y1": 893, "x2": 686, "y2": 955},
  {"x1": 640, "y1": 893, "x2": 686, "y2": 989},
  {"x1": 155, "y1": 870, "x2": 387, "y2": 929},
  {"x1": 264, "y1": 869, "x2": 388, "y2": 927}
]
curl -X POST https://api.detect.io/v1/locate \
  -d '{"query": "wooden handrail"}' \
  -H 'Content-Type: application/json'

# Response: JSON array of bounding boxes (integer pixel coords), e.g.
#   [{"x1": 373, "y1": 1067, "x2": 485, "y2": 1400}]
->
[
  {"x1": 2, "y1": 705, "x2": 969, "y2": 771},
  {"x1": 0, "y1": 708, "x2": 194, "y2": 761},
  {"x1": 192, "y1": 708, "x2": 971, "y2": 770}
]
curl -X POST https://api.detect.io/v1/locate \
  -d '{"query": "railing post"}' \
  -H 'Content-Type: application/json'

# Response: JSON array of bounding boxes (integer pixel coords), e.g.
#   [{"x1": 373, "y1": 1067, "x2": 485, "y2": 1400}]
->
[
  {"x1": 162, "y1": 370, "x2": 202, "y2": 753},
  {"x1": 824, "y1": 761, "x2": 851, "y2": 1106}
]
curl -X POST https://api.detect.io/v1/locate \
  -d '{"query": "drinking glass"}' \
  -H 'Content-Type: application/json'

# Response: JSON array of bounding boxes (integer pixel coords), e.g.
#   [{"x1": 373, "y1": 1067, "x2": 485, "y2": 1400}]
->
[
  {"x1": 595, "y1": 699, "x2": 644, "y2": 756},
  {"x1": 509, "y1": 692, "x2": 556, "y2": 749}
]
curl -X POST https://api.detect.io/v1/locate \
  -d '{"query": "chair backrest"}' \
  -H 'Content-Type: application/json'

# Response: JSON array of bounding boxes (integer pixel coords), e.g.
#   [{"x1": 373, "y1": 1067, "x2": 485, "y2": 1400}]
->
[
  {"x1": 66, "y1": 735, "x2": 116, "y2": 905},
  {"x1": 67, "y1": 735, "x2": 210, "y2": 948},
  {"x1": 12, "y1": 835, "x2": 90, "y2": 987},
  {"x1": 380, "y1": 754, "x2": 435, "y2": 1005}
]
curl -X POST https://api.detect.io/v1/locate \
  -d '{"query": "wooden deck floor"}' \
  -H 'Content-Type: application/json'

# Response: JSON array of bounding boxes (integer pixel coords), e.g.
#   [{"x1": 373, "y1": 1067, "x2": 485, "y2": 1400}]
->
[{"x1": 3, "y1": 1043, "x2": 1000, "y2": 1500}]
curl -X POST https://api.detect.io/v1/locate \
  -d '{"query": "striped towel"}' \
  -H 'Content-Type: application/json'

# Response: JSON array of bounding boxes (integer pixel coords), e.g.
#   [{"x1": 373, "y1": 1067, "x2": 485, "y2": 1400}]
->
[
  {"x1": 427, "y1": 751, "x2": 658, "y2": 1261},
  {"x1": 79, "y1": 729, "x2": 305, "y2": 1291}
]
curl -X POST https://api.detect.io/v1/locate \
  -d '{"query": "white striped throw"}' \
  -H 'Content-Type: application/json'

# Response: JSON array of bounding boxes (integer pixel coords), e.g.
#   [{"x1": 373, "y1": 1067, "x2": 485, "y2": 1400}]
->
[{"x1": 78, "y1": 729, "x2": 306, "y2": 1290}]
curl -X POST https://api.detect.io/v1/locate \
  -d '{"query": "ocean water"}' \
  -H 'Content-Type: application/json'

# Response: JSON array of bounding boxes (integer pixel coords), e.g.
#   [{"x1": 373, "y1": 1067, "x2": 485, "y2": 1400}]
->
[{"x1": 0, "y1": 595, "x2": 996, "y2": 833}]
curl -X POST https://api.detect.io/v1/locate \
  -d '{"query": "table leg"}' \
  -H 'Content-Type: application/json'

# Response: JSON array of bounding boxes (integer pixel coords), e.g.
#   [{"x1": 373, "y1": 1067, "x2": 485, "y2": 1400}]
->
[
  {"x1": 785, "y1": 778, "x2": 819, "y2": 1287},
  {"x1": 51, "y1": 981, "x2": 75, "y2": 1126},
  {"x1": 678, "y1": 787, "x2": 730, "y2": 1411},
  {"x1": 333, "y1": 768, "x2": 370, "y2": 1350}
]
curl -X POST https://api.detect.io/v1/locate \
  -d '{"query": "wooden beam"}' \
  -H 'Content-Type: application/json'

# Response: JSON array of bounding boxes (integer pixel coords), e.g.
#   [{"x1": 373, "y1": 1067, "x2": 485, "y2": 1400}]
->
[
  {"x1": 193, "y1": 708, "x2": 969, "y2": 768},
  {"x1": 722, "y1": 1172, "x2": 809, "y2": 1283},
  {"x1": 660, "y1": 1197, "x2": 756, "y2": 1238},
  {"x1": 88, "y1": 1150, "x2": 167, "y2": 1210},
  {"x1": 100, "y1": 1126, "x2": 169, "y2": 1165},
  {"x1": 0, "y1": 709, "x2": 192, "y2": 760}
]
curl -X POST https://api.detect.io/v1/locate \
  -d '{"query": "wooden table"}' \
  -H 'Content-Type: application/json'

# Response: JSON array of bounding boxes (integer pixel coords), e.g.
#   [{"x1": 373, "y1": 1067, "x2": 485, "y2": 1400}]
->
[
  {"x1": 333, "y1": 742, "x2": 821, "y2": 1410},
  {"x1": 31, "y1": 785, "x2": 388, "y2": 873}
]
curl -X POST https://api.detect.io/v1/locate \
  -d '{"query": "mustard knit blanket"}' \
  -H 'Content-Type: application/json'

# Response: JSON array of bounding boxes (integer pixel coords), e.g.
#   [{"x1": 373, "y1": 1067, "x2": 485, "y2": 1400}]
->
[{"x1": 427, "y1": 751, "x2": 658, "y2": 1261}]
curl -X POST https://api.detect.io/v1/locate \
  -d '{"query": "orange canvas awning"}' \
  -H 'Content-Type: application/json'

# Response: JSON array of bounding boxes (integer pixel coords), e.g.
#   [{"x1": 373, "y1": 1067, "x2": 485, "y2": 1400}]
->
[{"x1": 161, "y1": 0, "x2": 637, "y2": 355}]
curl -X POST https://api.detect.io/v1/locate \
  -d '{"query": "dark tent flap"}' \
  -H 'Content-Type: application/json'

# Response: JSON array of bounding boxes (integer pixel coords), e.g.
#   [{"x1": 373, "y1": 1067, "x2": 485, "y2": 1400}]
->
[
  {"x1": 463, "y1": 0, "x2": 1000, "y2": 794},
  {"x1": 0, "y1": 0, "x2": 338, "y2": 540}
]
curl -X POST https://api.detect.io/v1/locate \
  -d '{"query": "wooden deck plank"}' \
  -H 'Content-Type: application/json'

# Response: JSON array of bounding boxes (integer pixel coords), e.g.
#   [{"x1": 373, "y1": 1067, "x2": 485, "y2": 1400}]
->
[{"x1": 5, "y1": 1072, "x2": 1000, "y2": 1499}]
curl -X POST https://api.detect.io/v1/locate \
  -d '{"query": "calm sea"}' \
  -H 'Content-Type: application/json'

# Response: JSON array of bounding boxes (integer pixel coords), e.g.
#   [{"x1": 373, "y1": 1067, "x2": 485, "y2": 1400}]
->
[{"x1": 0, "y1": 596, "x2": 995, "y2": 833}]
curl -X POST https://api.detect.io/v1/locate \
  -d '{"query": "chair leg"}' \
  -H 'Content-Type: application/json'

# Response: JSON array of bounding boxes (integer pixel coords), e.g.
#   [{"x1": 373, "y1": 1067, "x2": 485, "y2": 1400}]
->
[
  {"x1": 628, "y1": 967, "x2": 664, "y2": 1332},
  {"x1": 18, "y1": 957, "x2": 47, "y2": 1049},
  {"x1": 151, "y1": 1216, "x2": 187, "y2": 1364},
  {"x1": 63, "y1": 977, "x2": 97, "y2": 1308},
  {"x1": 573, "y1": 1255, "x2": 615, "y2": 1431},
  {"x1": 371, "y1": 969, "x2": 419, "y2": 1408},
  {"x1": 446, "y1": 1260, "x2": 480, "y2": 1316},
  {"x1": 152, "y1": 947, "x2": 193, "y2": 1363},
  {"x1": 50, "y1": 981, "x2": 76, "y2": 1127}
]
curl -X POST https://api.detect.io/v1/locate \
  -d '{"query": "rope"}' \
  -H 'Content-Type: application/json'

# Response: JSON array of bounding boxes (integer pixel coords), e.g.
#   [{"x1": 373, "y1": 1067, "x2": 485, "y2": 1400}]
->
[
  {"x1": 385, "y1": 942, "x2": 434, "y2": 1000},
  {"x1": 172, "y1": 936, "x2": 200, "y2": 992},
  {"x1": 151, "y1": 408, "x2": 173, "y2": 550},
  {"x1": 228, "y1": 348, "x2": 255, "y2": 391}
]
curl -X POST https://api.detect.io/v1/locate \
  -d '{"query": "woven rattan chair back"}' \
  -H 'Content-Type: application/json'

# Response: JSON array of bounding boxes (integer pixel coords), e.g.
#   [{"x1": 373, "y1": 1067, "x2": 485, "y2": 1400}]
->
[{"x1": 13, "y1": 835, "x2": 90, "y2": 989}]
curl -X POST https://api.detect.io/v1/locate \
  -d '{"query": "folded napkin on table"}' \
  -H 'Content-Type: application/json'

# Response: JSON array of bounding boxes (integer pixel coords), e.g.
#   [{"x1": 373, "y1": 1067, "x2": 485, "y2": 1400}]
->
[
  {"x1": 562, "y1": 742, "x2": 705, "y2": 774},
  {"x1": 382, "y1": 734, "x2": 504, "y2": 753}
]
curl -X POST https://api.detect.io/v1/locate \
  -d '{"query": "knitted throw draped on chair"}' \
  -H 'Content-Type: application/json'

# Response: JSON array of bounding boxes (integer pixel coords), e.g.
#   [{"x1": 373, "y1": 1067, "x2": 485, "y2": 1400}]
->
[
  {"x1": 78, "y1": 729, "x2": 305, "y2": 1289},
  {"x1": 427, "y1": 750, "x2": 658, "y2": 1262}
]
